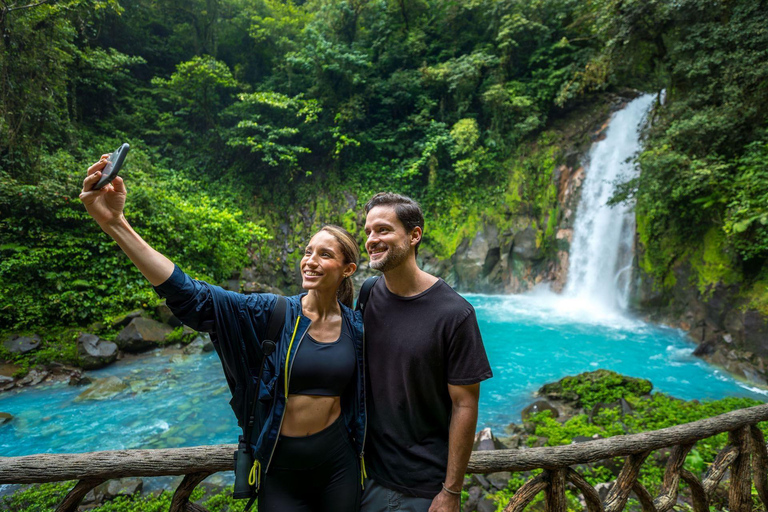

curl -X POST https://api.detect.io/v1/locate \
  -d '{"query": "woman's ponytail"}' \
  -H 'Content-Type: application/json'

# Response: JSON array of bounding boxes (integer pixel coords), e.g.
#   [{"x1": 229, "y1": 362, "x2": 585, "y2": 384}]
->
[
  {"x1": 319, "y1": 225, "x2": 359, "y2": 308},
  {"x1": 337, "y1": 277, "x2": 354, "y2": 309}
]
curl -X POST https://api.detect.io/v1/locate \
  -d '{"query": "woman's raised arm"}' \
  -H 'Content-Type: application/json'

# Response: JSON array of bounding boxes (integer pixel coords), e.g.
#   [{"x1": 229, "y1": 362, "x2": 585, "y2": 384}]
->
[{"x1": 80, "y1": 155, "x2": 174, "y2": 286}]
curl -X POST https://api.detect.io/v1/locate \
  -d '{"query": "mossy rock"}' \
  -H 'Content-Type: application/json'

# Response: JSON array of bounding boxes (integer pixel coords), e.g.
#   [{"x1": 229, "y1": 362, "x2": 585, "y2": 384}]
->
[{"x1": 537, "y1": 369, "x2": 653, "y2": 409}]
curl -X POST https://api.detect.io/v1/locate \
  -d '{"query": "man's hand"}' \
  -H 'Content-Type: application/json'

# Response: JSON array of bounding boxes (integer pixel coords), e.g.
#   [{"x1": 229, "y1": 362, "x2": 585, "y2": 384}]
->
[{"x1": 428, "y1": 488, "x2": 461, "y2": 512}]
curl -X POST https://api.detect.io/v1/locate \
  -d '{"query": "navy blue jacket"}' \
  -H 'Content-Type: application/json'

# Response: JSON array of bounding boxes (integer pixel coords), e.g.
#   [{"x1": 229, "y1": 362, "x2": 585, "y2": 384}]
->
[{"x1": 154, "y1": 265, "x2": 367, "y2": 478}]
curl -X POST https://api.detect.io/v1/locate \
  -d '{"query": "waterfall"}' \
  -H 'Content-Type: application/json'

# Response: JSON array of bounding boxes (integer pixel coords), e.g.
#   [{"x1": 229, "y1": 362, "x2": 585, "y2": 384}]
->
[{"x1": 563, "y1": 94, "x2": 655, "y2": 311}]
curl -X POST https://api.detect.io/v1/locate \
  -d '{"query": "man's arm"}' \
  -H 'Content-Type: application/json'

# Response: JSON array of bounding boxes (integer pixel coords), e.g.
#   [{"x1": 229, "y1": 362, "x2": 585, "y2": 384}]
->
[{"x1": 429, "y1": 382, "x2": 480, "y2": 512}]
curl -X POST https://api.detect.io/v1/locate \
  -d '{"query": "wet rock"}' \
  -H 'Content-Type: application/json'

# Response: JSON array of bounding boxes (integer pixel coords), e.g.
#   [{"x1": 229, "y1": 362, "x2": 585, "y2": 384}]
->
[
  {"x1": 68, "y1": 371, "x2": 91, "y2": 386},
  {"x1": 77, "y1": 333, "x2": 118, "y2": 370},
  {"x1": 116, "y1": 317, "x2": 173, "y2": 352},
  {"x1": 0, "y1": 412, "x2": 12, "y2": 425},
  {"x1": 157, "y1": 300, "x2": 182, "y2": 327},
  {"x1": 183, "y1": 334, "x2": 214, "y2": 355},
  {"x1": 18, "y1": 369, "x2": 48, "y2": 387},
  {"x1": 693, "y1": 340, "x2": 716, "y2": 357},
  {"x1": 0, "y1": 375, "x2": 13, "y2": 388},
  {"x1": 111, "y1": 310, "x2": 147, "y2": 328},
  {"x1": 75, "y1": 376, "x2": 127, "y2": 402},
  {"x1": 3, "y1": 334, "x2": 41, "y2": 354}
]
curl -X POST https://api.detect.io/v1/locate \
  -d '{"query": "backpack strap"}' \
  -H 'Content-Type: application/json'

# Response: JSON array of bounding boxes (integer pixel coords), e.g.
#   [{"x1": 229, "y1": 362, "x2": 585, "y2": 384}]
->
[
  {"x1": 355, "y1": 276, "x2": 380, "y2": 313},
  {"x1": 265, "y1": 295, "x2": 287, "y2": 345},
  {"x1": 243, "y1": 295, "x2": 287, "y2": 444}
]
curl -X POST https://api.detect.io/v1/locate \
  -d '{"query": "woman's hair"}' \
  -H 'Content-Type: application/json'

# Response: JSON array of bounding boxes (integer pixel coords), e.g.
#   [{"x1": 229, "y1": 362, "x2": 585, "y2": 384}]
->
[{"x1": 319, "y1": 224, "x2": 360, "y2": 308}]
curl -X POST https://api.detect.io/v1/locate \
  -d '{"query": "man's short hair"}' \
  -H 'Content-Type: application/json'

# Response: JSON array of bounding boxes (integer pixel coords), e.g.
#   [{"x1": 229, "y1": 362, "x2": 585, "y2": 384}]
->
[{"x1": 365, "y1": 192, "x2": 424, "y2": 257}]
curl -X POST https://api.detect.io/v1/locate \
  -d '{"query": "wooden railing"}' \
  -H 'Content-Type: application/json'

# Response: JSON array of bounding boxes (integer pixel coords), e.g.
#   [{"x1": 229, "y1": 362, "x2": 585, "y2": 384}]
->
[{"x1": 1, "y1": 403, "x2": 767, "y2": 512}]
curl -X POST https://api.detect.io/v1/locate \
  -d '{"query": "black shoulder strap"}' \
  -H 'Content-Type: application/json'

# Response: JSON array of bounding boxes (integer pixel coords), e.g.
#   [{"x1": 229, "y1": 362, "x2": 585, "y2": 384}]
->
[
  {"x1": 355, "y1": 276, "x2": 379, "y2": 313},
  {"x1": 243, "y1": 295, "x2": 286, "y2": 442},
  {"x1": 266, "y1": 296, "x2": 287, "y2": 343}
]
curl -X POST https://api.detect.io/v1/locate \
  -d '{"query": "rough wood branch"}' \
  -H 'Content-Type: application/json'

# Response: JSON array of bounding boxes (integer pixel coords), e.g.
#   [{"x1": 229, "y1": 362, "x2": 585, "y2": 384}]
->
[{"x1": 468, "y1": 404, "x2": 768, "y2": 473}]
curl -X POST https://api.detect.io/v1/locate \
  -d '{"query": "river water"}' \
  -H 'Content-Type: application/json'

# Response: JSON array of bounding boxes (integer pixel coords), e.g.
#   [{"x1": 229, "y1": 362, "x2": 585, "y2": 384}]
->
[{"x1": 0, "y1": 297, "x2": 765, "y2": 458}]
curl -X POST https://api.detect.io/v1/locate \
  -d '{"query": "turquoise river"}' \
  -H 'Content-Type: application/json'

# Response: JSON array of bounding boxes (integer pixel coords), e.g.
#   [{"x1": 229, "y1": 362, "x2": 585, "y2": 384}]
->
[{"x1": 1, "y1": 291, "x2": 766, "y2": 459}]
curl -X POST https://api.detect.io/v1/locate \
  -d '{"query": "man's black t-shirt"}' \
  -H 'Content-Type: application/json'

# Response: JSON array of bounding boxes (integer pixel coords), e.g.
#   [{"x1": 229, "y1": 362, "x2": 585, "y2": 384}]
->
[{"x1": 364, "y1": 277, "x2": 493, "y2": 498}]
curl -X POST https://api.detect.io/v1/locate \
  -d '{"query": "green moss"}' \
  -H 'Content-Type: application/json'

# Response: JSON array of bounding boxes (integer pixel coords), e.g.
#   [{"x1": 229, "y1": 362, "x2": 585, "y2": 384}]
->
[
  {"x1": 538, "y1": 369, "x2": 653, "y2": 409},
  {"x1": 744, "y1": 275, "x2": 768, "y2": 316},
  {"x1": 689, "y1": 227, "x2": 741, "y2": 297},
  {"x1": 635, "y1": 212, "x2": 677, "y2": 289}
]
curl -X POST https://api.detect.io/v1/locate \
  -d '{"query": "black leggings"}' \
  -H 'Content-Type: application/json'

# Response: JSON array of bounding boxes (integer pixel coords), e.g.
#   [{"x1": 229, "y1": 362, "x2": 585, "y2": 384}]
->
[{"x1": 259, "y1": 414, "x2": 361, "y2": 512}]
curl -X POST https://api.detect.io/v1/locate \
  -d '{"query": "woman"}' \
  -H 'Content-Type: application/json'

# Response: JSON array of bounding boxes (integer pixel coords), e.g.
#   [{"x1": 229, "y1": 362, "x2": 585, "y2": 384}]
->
[{"x1": 80, "y1": 155, "x2": 365, "y2": 512}]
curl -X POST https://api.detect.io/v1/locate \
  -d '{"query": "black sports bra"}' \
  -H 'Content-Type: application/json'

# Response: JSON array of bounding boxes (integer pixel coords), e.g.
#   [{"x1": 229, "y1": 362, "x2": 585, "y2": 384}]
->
[{"x1": 288, "y1": 321, "x2": 355, "y2": 397}]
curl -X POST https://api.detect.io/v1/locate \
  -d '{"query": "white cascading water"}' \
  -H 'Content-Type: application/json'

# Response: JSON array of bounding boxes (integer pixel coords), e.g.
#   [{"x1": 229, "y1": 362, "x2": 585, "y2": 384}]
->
[{"x1": 563, "y1": 94, "x2": 655, "y2": 312}]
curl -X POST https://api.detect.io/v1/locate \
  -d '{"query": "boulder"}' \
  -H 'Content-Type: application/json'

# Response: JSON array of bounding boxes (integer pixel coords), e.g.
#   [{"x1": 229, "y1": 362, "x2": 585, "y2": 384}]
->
[
  {"x1": 476, "y1": 497, "x2": 497, "y2": 512},
  {"x1": 156, "y1": 301, "x2": 182, "y2": 327},
  {"x1": 590, "y1": 398, "x2": 633, "y2": 420},
  {"x1": 69, "y1": 371, "x2": 91, "y2": 386},
  {"x1": 85, "y1": 478, "x2": 143, "y2": 504},
  {"x1": 77, "y1": 333, "x2": 118, "y2": 370},
  {"x1": 473, "y1": 427, "x2": 505, "y2": 451},
  {"x1": 487, "y1": 471, "x2": 512, "y2": 491},
  {"x1": 521, "y1": 400, "x2": 560, "y2": 421},
  {"x1": 3, "y1": 334, "x2": 41, "y2": 354},
  {"x1": 463, "y1": 486, "x2": 483, "y2": 512},
  {"x1": 512, "y1": 227, "x2": 543, "y2": 261},
  {"x1": 183, "y1": 334, "x2": 214, "y2": 355},
  {"x1": 18, "y1": 369, "x2": 48, "y2": 387},
  {"x1": 116, "y1": 317, "x2": 173, "y2": 352},
  {"x1": 111, "y1": 310, "x2": 147, "y2": 328},
  {"x1": 0, "y1": 412, "x2": 12, "y2": 425},
  {"x1": 75, "y1": 376, "x2": 127, "y2": 402}
]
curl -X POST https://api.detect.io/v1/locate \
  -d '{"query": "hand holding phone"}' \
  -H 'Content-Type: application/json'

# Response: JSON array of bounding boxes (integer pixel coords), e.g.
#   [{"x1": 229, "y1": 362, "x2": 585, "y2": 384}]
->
[{"x1": 93, "y1": 143, "x2": 130, "y2": 190}]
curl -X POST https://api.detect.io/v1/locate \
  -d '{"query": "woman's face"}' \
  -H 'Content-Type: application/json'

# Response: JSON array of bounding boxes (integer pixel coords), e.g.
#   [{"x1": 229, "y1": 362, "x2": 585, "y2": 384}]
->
[{"x1": 300, "y1": 231, "x2": 355, "y2": 292}]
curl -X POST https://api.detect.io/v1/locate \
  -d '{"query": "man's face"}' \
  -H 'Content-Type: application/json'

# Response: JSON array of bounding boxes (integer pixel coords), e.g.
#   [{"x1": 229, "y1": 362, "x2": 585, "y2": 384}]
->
[{"x1": 364, "y1": 206, "x2": 413, "y2": 272}]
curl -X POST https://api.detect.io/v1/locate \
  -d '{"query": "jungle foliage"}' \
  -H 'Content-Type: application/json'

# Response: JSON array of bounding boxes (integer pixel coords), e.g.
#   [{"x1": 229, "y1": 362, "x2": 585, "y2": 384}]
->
[{"x1": 1, "y1": 0, "x2": 767, "y2": 330}]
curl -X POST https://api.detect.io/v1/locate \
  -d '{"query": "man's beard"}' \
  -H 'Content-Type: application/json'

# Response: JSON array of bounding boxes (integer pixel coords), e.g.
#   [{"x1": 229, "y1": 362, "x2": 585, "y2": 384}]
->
[{"x1": 369, "y1": 240, "x2": 410, "y2": 272}]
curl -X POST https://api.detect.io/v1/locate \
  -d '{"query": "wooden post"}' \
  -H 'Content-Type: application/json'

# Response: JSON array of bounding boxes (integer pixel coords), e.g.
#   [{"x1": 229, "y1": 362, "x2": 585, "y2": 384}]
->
[
  {"x1": 565, "y1": 468, "x2": 604, "y2": 512},
  {"x1": 750, "y1": 425, "x2": 768, "y2": 509},
  {"x1": 545, "y1": 468, "x2": 567, "y2": 512},
  {"x1": 170, "y1": 471, "x2": 212, "y2": 512},
  {"x1": 56, "y1": 478, "x2": 104, "y2": 512},
  {"x1": 728, "y1": 426, "x2": 752, "y2": 512},
  {"x1": 653, "y1": 443, "x2": 693, "y2": 512},
  {"x1": 680, "y1": 469, "x2": 708, "y2": 512},
  {"x1": 504, "y1": 473, "x2": 547, "y2": 512},
  {"x1": 605, "y1": 451, "x2": 650, "y2": 512}
]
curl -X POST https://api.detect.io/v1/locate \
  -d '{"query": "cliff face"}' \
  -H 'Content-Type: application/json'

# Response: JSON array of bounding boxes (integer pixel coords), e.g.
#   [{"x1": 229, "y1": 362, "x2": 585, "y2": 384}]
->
[
  {"x1": 420, "y1": 95, "x2": 631, "y2": 296},
  {"x1": 632, "y1": 252, "x2": 768, "y2": 387}
]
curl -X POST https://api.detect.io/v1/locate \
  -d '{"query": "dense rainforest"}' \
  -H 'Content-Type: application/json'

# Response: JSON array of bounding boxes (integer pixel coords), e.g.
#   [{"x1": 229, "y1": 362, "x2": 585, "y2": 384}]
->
[{"x1": 1, "y1": 0, "x2": 767, "y2": 339}]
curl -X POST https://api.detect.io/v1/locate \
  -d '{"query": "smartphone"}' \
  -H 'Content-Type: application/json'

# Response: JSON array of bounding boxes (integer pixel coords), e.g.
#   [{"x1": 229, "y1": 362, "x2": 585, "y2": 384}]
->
[{"x1": 93, "y1": 143, "x2": 130, "y2": 190}]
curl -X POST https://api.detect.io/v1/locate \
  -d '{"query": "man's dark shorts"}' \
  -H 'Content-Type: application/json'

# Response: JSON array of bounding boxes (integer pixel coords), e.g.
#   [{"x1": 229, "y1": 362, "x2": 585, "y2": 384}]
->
[{"x1": 361, "y1": 479, "x2": 433, "y2": 512}]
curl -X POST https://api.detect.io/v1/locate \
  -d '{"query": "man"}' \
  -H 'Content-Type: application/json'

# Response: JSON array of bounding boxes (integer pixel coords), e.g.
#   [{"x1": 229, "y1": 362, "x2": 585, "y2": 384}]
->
[{"x1": 360, "y1": 192, "x2": 493, "y2": 512}]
